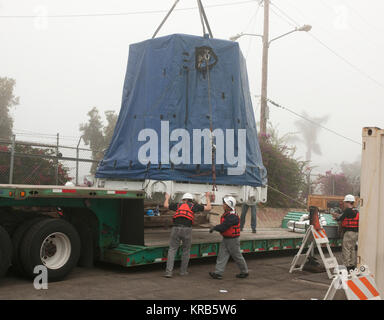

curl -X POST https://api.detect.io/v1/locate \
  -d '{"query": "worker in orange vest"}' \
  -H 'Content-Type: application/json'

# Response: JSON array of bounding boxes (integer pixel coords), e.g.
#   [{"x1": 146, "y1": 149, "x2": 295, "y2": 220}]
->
[
  {"x1": 208, "y1": 196, "x2": 248, "y2": 279},
  {"x1": 332, "y1": 194, "x2": 359, "y2": 272},
  {"x1": 163, "y1": 192, "x2": 211, "y2": 278}
]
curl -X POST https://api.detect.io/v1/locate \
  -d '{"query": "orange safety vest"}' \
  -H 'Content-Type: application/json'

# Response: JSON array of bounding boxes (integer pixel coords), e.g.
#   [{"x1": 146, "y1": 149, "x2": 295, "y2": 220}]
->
[
  {"x1": 220, "y1": 210, "x2": 241, "y2": 238},
  {"x1": 342, "y1": 209, "x2": 359, "y2": 229},
  {"x1": 173, "y1": 202, "x2": 194, "y2": 222}
]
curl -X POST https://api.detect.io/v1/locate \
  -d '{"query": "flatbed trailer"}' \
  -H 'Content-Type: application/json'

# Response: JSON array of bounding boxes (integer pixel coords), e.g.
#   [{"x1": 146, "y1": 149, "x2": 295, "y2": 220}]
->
[
  {"x1": 105, "y1": 228, "x2": 343, "y2": 267},
  {"x1": 0, "y1": 184, "x2": 342, "y2": 281}
]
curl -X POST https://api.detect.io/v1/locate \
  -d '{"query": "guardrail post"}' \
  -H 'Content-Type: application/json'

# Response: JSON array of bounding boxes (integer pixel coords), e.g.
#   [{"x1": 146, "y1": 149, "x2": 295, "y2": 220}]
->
[
  {"x1": 76, "y1": 136, "x2": 83, "y2": 186},
  {"x1": 55, "y1": 133, "x2": 59, "y2": 185}
]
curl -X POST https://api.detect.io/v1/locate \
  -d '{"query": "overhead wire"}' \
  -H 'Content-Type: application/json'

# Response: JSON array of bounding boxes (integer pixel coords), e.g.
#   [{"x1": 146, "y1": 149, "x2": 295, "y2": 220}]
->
[
  {"x1": 340, "y1": 1, "x2": 382, "y2": 34},
  {"x1": 312, "y1": 0, "x2": 383, "y2": 53},
  {"x1": 0, "y1": 0, "x2": 259, "y2": 19},
  {"x1": 270, "y1": 1, "x2": 384, "y2": 90},
  {"x1": 244, "y1": 1, "x2": 263, "y2": 59},
  {"x1": 265, "y1": 97, "x2": 362, "y2": 146}
]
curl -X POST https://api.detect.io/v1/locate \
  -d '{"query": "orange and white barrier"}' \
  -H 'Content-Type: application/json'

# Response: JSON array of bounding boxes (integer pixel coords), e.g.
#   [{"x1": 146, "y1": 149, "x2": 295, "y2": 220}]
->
[
  {"x1": 312, "y1": 228, "x2": 327, "y2": 240},
  {"x1": 324, "y1": 265, "x2": 381, "y2": 300},
  {"x1": 289, "y1": 225, "x2": 338, "y2": 279}
]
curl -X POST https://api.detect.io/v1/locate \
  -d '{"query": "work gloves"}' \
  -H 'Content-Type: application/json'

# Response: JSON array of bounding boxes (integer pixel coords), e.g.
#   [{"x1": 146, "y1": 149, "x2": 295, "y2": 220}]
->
[{"x1": 209, "y1": 227, "x2": 215, "y2": 233}]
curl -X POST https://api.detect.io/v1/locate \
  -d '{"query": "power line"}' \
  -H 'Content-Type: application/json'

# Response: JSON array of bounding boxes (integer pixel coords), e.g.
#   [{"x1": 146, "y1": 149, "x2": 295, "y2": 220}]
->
[
  {"x1": 341, "y1": 1, "x2": 382, "y2": 34},
  {"x1": 269, "y1": 6, "x2": 297, "y2": 29},
  {"x1": 314, "y1": 0, "x2": 382, "y2": 55},
  {"x1": 270, "y1": 1, "x2": 299, "y2": 26},
  {"x1": 266, "y1": 97, "x2": 362, "y2": 146},
  {"x1": 244, "y1": 1, "x2": 263, "y2": 59},
  {"x1": 270, "y1": 1, "x2": 384, "y2": 90},
  {"x1": 0, "y1": 0, "x2": 258, "y2": 19},
  {"x1": 306, "y1": 32, "x2": 384, "y2": 89},
  {"x1": 242, "y1": 0, "x2": 263, "y2": 32}
]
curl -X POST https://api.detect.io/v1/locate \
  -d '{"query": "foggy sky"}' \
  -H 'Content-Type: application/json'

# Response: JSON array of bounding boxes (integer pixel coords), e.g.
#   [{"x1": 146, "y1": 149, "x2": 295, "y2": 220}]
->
[{"x1": 1, "y1": 0, "x2": 383, "y2": 174}]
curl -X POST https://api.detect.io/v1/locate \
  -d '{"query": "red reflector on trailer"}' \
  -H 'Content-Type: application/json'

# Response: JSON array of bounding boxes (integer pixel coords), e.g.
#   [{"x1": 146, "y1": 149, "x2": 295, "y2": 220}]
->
[
  {"x1": 62, "y1": 189, "x2": 76, "y2": 193},
  {"x1": 52, "y1": 189, "x2": 76, "y2": 193},
  {"x1": 106, "y1": 190, "x2": 128, "y2": 195},
  {"x1": 154, "y1": 258, "x2": 167, "y2": 262}
]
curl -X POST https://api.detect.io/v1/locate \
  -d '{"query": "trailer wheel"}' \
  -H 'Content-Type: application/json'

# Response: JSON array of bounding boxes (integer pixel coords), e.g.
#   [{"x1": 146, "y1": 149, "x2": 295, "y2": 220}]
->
[
  {"x1": 20, "y1": 219, "x2": 81, "y2": 282},
  {"x1": 12, "y1": 216, "x2": 49, "y2": 275},
  {"x1": 0, "y1": 225, "x2": 12, "y2": 278}
]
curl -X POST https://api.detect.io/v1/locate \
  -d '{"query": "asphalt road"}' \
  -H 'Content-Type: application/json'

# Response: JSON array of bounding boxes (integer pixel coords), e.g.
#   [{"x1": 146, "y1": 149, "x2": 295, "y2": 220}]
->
[{"x1": 0, "y1": 250, "x2": 344, "y2": 300}]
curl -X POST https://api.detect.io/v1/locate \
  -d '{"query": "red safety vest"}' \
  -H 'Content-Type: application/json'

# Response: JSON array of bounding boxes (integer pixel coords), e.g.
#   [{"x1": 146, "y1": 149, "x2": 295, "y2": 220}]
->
[
  {"x1": 173, "y1": 202, "x2": 194, "y2": 222},
  {"x1": 342, "y1": 209, "x2": 359, "y2": 229},
  {"x1": 220, "y1": 210, "x2": 241, "y2": 238}
]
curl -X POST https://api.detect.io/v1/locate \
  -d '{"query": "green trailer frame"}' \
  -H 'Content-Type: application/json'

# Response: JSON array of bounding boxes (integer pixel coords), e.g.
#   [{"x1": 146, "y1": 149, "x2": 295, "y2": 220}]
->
[
  {"x1": 0, "y1": 184, "x2": 342, "y2": 270},
  {"x1": 103, "y1": 236, "x2": 342, "y2": 267}
]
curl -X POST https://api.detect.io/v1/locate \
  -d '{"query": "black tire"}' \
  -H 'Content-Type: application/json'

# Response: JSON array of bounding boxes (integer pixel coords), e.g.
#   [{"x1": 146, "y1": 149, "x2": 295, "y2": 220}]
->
[
  {"x1": 11, "y1": 216, "x2": 49, "y2": 276},
  {"x1": 0, "y1": 225, "x2": 12, "y2": 278},
  {"x1": 20, "y1": 219, "x2": 81, "y2": 282}
]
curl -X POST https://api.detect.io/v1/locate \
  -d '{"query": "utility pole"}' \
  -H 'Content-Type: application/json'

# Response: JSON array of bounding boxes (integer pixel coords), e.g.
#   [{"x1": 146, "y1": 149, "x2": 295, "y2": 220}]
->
[
  {"x1": 230, "y1": 2, "x2": 311, "y2": 136},
  {"x1": 260, "y1": 0, "x2": 270, "y2": 136}
]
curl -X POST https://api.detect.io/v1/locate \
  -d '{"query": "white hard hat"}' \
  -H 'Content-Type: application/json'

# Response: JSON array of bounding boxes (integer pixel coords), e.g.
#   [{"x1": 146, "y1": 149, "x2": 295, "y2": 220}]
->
[
  {"x1": 344, "y1": 194, "x2": 355, "y2": 202},
  {"x1": 223, "y1": 196, "x2": 236, "y2": 210},
  {"x1": 182, "y1": 193, "x2": 194, "y2": 200}
]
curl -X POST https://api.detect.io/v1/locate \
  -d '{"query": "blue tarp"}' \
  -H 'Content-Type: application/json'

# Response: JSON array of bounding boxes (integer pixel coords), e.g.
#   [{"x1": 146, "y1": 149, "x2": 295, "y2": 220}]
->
[{"x1": 96, "y1": 34, "x2": 267, "y2": 187}]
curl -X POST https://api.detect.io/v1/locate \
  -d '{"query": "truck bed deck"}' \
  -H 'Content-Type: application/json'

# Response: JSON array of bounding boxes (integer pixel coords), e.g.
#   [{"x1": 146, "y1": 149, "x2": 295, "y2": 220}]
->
[
  {"x1": 103, "y1": 227, "x2": 342, "y2": 268},
  {"x1": 144, "y1": 228, "x2": 303, "y2": 246}
]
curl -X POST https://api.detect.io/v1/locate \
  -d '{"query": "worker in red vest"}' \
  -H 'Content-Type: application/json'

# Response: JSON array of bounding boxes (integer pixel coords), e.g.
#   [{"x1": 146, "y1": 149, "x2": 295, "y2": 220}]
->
[
  {"x1": 163, "y1": 192, "x2": 211, "y2": 278},
  {"x1": 208, "y1": 196, "x2": 248, "y2": 280},
  {"x1": 332, "y1": 194, "x2": 359, "y2": 271}
]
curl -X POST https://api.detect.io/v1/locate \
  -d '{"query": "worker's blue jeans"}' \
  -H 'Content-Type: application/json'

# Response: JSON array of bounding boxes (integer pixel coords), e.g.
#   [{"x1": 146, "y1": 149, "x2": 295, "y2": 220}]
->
[{"x1": 240, "y1": 204, "x2": 257, "y2": 231}]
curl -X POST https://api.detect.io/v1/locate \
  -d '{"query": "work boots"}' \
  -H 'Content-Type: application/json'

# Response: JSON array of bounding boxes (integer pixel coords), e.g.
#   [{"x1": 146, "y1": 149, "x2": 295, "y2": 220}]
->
[{"x1": 209, "y1": 272, "x2": 223, "y2": 280}]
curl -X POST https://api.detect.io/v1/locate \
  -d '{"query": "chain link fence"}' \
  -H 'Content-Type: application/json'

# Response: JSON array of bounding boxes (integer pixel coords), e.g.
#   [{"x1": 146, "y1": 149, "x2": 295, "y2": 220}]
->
[{"x1": 0, "y1": 135, "x2": 101, "y2": 186}]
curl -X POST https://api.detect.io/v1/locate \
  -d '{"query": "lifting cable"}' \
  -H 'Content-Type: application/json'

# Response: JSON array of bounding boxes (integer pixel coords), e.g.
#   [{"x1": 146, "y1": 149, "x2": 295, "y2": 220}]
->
[
  {"x1": 197, "y1": 0, "x2": 214, "y2": 38},
  {"x1": 267, "y1": 185, "x2": 307, "y2": 208},
  {"x1": 152, "y1": 0, "x2": 180, "y2": 39},
  {"x1": 152, "y1": 0, "x2": 213, "y2": 39},
  {"x1": 197, "y1": 0, "x2": 206, "y2": 36},
  {"x1": 205, "y1": 53, "x2": 218, "y2": 193}
]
